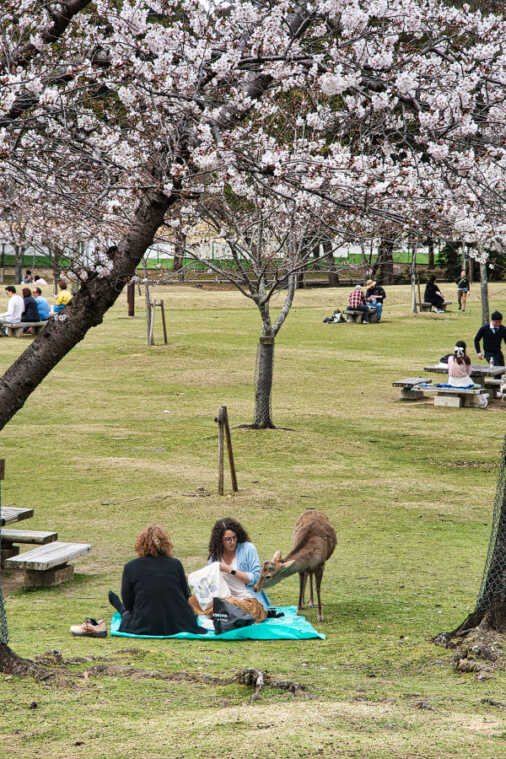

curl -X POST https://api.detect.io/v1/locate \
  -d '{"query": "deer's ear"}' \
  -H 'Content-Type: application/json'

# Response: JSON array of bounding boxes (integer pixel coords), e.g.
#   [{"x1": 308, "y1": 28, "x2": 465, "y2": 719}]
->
[
  {"x1": 272, "y1": 550, "x2": 282, "y2": 562},
  {"x1": 281, "y1": 559, "x2": 295, "y2": 570}
]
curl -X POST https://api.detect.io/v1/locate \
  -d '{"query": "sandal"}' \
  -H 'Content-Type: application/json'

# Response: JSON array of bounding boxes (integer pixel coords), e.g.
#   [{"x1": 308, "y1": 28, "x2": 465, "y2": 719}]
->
[{"x1": 70, "y1": 618, "x2": 107, "y2": 638}]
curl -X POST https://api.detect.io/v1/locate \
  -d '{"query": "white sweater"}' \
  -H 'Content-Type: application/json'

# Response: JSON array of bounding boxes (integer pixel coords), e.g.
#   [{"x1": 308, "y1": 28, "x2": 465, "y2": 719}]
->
[{"x1": 0, "y1": 294, "x2": 24, "y2": 323}]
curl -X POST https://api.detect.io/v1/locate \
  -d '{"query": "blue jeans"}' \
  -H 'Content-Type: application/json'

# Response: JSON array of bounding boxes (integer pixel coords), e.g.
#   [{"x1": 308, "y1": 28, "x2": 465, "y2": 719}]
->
[{"x1": 370, "y1": 302, "x2": 383, "y2": 321}]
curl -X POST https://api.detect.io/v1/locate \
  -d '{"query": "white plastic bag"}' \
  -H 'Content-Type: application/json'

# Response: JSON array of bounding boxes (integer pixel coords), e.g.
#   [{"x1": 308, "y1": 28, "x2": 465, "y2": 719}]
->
[{"x1": 188, "y1": 562, "x2": 229, "y2": 610}]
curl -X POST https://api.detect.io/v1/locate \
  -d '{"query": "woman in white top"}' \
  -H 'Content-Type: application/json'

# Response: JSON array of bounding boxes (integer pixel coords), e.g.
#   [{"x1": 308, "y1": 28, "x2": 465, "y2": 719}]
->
[{"x1": 447, "y1": 341, "x2": 473, "y2": 387}]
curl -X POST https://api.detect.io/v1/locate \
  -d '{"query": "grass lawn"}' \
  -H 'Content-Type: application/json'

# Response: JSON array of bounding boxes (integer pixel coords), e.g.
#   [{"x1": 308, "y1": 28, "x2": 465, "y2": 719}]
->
[{"x1": 1, "y1": 281, "x2": 505, "y2": 758}]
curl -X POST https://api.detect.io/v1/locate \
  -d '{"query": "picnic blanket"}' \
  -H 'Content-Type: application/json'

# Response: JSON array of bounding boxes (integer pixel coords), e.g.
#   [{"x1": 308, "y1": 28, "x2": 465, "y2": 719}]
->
[{"x1": 110, "y1": 606, "x2": 325, "y2": 641}]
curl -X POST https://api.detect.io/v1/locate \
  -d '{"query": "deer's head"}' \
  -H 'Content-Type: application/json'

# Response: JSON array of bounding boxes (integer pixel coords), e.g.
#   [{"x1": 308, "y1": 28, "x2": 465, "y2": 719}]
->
[{"x1": 254, "y1": 550, "x2": 295, "y2": 591}]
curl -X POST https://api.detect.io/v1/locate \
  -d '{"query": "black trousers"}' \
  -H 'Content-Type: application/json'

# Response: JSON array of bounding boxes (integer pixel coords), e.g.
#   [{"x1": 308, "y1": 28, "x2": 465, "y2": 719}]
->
[{"x1": 484, "y1": 350, "x2": 505, "y2": 368}]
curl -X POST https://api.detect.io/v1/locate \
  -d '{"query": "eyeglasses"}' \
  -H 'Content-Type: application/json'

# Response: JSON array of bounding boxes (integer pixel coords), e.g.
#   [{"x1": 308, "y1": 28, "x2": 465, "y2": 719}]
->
[{"x1": 223, "y1": 536, "x2": 237, "y2": 542}]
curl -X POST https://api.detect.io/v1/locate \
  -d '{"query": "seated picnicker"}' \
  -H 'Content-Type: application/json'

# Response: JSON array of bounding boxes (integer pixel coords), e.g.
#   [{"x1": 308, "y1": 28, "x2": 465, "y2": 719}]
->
[
  {"x1": 424, "y1": 276, "x2": 445, "y2": 312},
  {"x1": 32, "y1": 287, "x2": 50, "y2": 320},
  {"x1": 108, "y1": 524, "x2": 206, "y2": 636},
  {"x1": 447, "y1": 341, "x2": 473, "y2": 387},
  {"x1": 347, "y1": 284, "x2": 370, "y2": 323},
  {"x1": 54, "y1": 279, "x2": 72, "y2": 313},
  {"x1": 0, "y1": 286, "x2": 24, "y2": 324},
  {"x1": 365, "y1": 279, "x2": 386, "y2": 322},
  {"x1": 20, "y1": 287, "x2": 40, "y2": 322}
]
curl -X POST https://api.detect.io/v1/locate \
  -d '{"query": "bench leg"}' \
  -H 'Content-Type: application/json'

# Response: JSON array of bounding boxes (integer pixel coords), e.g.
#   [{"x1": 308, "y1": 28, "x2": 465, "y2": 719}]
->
[
  {"x1": 23, "y1": 563, "x2": 74, "y2": 588},
  {"x1": 434, "y1": 394, "x2": 461, "y2": 407},
  {"x1": 0, "y1": 544, "x2": 19, "y2": 568},
  {"x1": 400, "y1": 388, "x2": 424, "y2": 400},
  {"x1": 463, "y1": 394, "x2": 489, "y2": 409}
]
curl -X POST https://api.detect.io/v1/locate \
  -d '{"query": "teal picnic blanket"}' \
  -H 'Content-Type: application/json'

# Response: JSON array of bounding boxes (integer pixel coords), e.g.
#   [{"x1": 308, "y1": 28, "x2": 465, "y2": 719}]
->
[{"x1": 110, "y1": 606, "x2": 325, "y2": 641}]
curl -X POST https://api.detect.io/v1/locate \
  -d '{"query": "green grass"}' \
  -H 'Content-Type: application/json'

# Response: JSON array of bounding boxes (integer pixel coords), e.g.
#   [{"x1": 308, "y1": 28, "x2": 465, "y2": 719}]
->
[{"x1": 0, "y1": 282, "x2": 505, "y2": 758}]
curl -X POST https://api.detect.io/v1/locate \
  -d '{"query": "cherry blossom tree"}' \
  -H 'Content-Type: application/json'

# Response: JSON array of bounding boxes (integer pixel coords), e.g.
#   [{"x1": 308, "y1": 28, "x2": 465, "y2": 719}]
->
[{"x1": 0, "y1": 0, "x2": 505, "y2": 668}]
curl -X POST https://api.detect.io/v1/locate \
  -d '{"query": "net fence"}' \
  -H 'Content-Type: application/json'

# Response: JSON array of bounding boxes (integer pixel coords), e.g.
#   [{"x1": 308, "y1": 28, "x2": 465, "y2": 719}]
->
[
  {"x1": 475, "y1": 435, "x2": 506, "y2": 617},
  {"x1": 0, "y1": 478, "x2": 8, "y2": 644}
]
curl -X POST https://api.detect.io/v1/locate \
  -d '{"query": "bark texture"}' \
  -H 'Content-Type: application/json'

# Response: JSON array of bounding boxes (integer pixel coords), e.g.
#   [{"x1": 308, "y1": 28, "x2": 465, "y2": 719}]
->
[{"x1": 252, "y1": 336, "x2": 276, "y2": 429}]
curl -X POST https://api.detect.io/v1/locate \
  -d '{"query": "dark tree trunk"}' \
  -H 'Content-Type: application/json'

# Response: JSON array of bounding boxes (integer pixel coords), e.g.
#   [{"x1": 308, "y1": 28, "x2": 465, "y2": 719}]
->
[
  {"x1": 480, "y1": 261, "x2": 489, "y2": 326},
  {"x1": 374, "y1": 240, "x2": 394, "y2": 284},
  {"x1": 0, "y1": 643, "x2": 47, "y2": 677},
  {"x1": 252, "y1": 336, "x2": 275, "y2": 429},
  {"x1": 427, "y1": 238, "x2": 435, "y2": 269},
  {"x1": 15, "y1": 246, "x2": 23, "y2": 283},
  {"x1": 0, "y1": 190, "x2": 172, "y2": 430},
  {"x1": 173, "y1": 232, "x2": 185, "y2": 272}
]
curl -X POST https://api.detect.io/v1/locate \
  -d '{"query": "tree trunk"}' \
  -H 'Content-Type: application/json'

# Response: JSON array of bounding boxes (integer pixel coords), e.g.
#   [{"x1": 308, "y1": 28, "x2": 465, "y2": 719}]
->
[
  {"x1": 375, "y1": 240, "x2": 394, "y2": 284},
  {"x1": 0, "y1": 643, "x2": 47, "y2": 677},
  {"x1": 173, "y1": 232, "x2": 185, "y2": 272},
  {"x1": 480, "y1": 261, "x2": 489, "y2": 325},
  {"x1": 410, "y1": 244, "x2": 418, "y2": 314},
  {"x1": 252, "y1": 336, "x2": 276, "y2": 429},
  {"x1": 427, "y1": 238, "x2": 435, "y2": 269},
  {"x1": 0, "y1": 190, "x2": 172, "y2": 430},
  {"x1": 15, "y1": 246, "x2": 23, "y2": 283}
]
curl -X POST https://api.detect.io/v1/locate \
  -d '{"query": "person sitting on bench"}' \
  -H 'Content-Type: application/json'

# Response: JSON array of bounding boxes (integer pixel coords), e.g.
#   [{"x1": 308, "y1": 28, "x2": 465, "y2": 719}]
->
[
  {"x1": 20, "y1": 287, "x2": 40, "y2": 323},
  {"x1": 348, "y1": 284, "x2": 370, "y2": 323},
  {"x1": 447, "y1": 341, "x2": 473, "y2": 388},
  {"x1": 365, "y1": 279, "x2": 386, "y2": 322},
  {"x1": 108, "y1": 524, "x2": 206, "y2": 636},
  {"x1": 54, "y1": 279, "x2": 73, "y2": 313},
  {"x1": 424, "y1": 276, "x2": 445, "y2": 312}
]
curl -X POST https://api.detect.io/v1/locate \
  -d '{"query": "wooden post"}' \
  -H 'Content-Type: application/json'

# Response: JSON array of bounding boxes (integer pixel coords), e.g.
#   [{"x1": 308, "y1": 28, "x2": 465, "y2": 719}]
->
[
  {"x1": 216, "y1": 406, "x2": 225, "y2": 496},
  {"x1": 223, "y1": 406, "x2": 238, "y2": 492},
  {"x1": 127, "y1": 279, "x2": 135, "y2": 317},
  {"x1": 0, "y1": 459, "x2": 4, "y2": 482},
  {"x1": 148, "y1": 302, "x2": 155, "y2": 346},
  {"x1": 410, "y1": 240, "x2": 418, "y2": 314},
  {"x1": 480, "y1": 260, "x2": 490, "y2": 326},
  {"x1": 145, "y1": 283, "x2": 151, "y2": 345},
  {"x1": 159, "y1": 300, "x2": 168, "y2": 344}
]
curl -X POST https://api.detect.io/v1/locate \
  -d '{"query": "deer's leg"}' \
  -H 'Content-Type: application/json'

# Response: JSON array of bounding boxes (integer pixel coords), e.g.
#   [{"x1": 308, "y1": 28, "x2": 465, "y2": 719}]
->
[
  {"x1": 298, "y1": 571, "x2": 308, "y2": 612},
  {"x1": 308, "y1": 572, "x2": 315, "y2": 607},
  {"x1": 315, "y1": 565, "x2": 325, "y2": 622}
]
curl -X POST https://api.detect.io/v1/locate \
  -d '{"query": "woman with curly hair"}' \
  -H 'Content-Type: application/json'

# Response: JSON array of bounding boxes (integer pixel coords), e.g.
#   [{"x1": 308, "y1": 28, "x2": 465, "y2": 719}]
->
[
  {"x1": 190, "y1": 518, "x2": 270, "y2": 623},
  {"x1": 108, "y1": 524, "x2": 205, "y2": 635}
]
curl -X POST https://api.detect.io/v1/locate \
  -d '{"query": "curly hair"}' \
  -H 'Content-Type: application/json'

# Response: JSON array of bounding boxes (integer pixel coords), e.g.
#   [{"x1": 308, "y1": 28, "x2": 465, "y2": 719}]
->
[
  {"x1": 208, "y1": 518, "x2": 250, "y2": 561},
  {"x1": 135, "y1": 524, "x2": 173, "y2": 558}
]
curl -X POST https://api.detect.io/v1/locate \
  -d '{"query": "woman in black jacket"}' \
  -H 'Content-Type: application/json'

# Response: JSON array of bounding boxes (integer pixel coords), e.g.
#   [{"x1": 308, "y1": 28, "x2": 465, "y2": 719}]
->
[
  {"x1": 21, "y1": 287, "x2": 40, "y2": 322},
  {"x1": 108, "y1": 524, "x2": 206, "y2": 635},
  {"x1": 424, "y1": 276, "x2": 445, "y2": 312}
]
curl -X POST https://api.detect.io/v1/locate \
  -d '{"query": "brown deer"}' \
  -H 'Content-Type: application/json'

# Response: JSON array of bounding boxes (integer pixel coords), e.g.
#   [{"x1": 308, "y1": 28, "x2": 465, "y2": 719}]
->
[{"x1": 254, "y1": 509, "x2": 336, "y2": 622}]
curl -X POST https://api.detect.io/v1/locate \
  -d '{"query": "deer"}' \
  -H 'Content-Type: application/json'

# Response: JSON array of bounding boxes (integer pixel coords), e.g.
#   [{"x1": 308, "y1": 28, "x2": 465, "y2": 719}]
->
[{"x1": 254, "y1": 509, "x2": 336, "y2": 622}]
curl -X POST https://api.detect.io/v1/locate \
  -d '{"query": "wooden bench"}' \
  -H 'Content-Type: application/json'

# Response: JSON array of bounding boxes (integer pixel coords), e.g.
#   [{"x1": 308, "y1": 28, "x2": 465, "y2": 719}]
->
[
  {"x1": 6, "y1": 541, "x2": 91, "y2": 587},
  {"x1": 0, "y1": 529, "x2": 58, "y2": 568},
  {"x1": 416, "y1": 302, "x2": 452, "y2": 313},
  {"x1": 392, "y1": 378, "x2": 430, "y2": 400},
  {"x1": 2, "y1": 321, "x2": 48, "y2": 338},
  {"x1": 345, "y1": 307, "x2": 378, "y2": 324},
  {"x1": 422, "y1": 386, "x2": 489, "y2": 408},
  {"x1": 0, "y1": 507, "x2": 34, "y2": 526}
]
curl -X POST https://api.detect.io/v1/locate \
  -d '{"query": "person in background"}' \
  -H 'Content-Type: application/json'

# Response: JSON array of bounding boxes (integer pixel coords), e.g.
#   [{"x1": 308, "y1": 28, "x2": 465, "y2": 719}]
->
[
  {"x1": 106, "y1": 524, "x2": 206, "y2": 636},
  {"x1": 424, "y1": 275, "x2": 445, "y2": 312},
  {"x1": 20, "y1": 287, "x2": 39, "y2": 323},
  {"x1": 33, "y1": 274, "x2": 48, "y2": 286},
  {"x1": 456, "y1": 270, "x2": 470, "y2": 311},
  {"x1": 348, "y1": 284, "x2": 370, "y2": 323},
  {"x1": 447, "y1": 341, "x2": 473, "y2": 387},
  {"x1": 22, "y1": 269, "x2": 33, "y2": 284},
  {"x1": 54, "y1": 279, "x2": 72, "y2": 313},
  {"x1": 474, "y1": 311, "x2": 506, "y2": 367},
  {"x1": 32, "y1": 287, "x2": 50, "y2": 320},
  {"x1": 365, "y1": 279, "x2": 386, "y2": 322},
  {"x1": 0, "y1": 286, "x2": 24, "y2": 324}
]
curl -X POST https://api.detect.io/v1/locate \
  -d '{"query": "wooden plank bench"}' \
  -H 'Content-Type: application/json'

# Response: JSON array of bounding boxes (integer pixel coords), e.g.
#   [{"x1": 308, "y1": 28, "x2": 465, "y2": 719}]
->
[
  {"x1": 0, "y1": 507, "x2": 34, "y2": 526},
  {"x1": 392, "y1": 378, "x2": 430, "y2": 400},
  {"x1": 6, "y1": 541, "x2": 91, "y2": 587},
  {"x1": 0, "y1": 529, "x2": 58, "y2": 568},
  {"x1": 422, "y1": 386, "x2": 489, "y2": 408},
  {"x1": 416, "y1": 302, "x2": 452, "y2": 313},
  {"x1": 2, "y1": 321, "x2": 48, "y2": 338},
  {"x1": 345, "y1": 307, "x2": 378, "y2": 324}
]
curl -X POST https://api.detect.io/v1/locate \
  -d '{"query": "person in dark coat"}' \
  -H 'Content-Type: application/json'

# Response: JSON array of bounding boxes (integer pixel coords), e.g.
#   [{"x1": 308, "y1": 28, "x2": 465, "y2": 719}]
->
[
  {"x1": 108, "y1": 524, "x2": 206, "y2": 635},
  {"x1": 20, "y1": 287, "x2": 40, "y2": 322},
  {"x1": 474, "y1": 311, "x2": 506, "y2": 367},
  {"x1": 424, "y1": 276, "x2": 445, "y2": 312}
]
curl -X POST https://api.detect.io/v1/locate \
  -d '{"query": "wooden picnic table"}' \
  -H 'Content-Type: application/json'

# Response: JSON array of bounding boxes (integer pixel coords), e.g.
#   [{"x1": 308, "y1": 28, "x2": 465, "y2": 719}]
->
[
  {"x1": 0, "y1": 507, "x2": 34, "y2": 526},
  {"x1": 424, "y1": 364, "x2": 505, "y2": 387}
]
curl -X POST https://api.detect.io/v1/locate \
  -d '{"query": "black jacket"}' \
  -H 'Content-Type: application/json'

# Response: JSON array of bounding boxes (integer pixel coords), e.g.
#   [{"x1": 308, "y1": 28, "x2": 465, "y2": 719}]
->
[
  {"x1": 366, "y1": 286, "x2": 386, "y2": 301},
  {"x1": 21, "y1": 296, "x2": 40, "y2": 322},
  {"x1": 119, "y1": 555, "x2": 204, "y2": 636},
  {"x1": 474, "y1": 324, "x2": 506, "y2": 355}
]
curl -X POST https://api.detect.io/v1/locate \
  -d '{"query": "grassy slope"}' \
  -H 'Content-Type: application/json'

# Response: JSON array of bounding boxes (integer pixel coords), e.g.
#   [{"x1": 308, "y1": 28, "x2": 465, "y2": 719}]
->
[{"x1": 0, "y1": 282, "x2": 505, "y2": 758}]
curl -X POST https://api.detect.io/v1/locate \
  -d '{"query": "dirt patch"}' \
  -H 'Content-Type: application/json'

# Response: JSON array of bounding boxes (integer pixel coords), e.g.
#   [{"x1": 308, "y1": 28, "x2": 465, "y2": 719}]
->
[{"x1": 1, "y1": 570, "x2": 24, "y2": 595}]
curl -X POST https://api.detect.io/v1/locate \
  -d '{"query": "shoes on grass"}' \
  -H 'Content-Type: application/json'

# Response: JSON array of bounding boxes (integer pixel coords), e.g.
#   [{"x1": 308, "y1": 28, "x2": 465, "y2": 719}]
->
[{"x1": 70, "y1": 618, "x2": 107, "y2": 637}]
